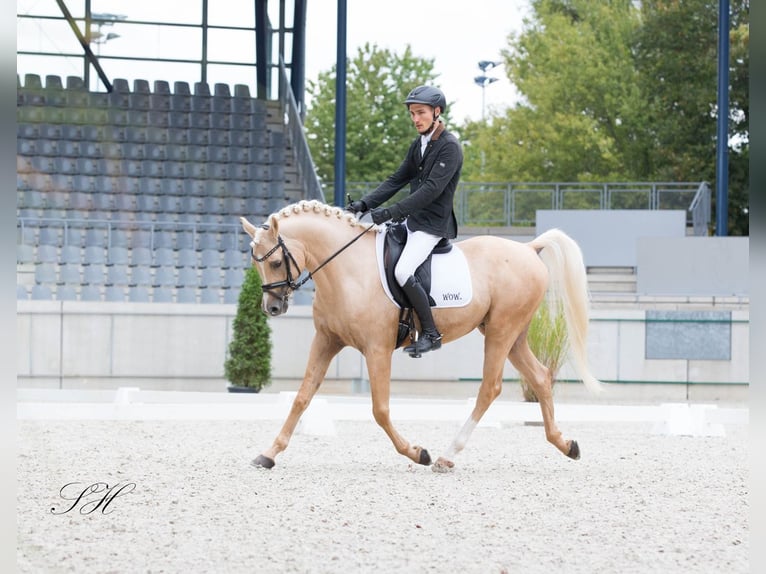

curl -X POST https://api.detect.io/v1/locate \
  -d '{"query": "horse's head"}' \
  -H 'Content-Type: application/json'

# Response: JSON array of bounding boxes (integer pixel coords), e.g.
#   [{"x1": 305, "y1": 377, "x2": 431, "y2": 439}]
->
[{"x1": 241, "y1": 214, "x2": 305, "y2": 316}]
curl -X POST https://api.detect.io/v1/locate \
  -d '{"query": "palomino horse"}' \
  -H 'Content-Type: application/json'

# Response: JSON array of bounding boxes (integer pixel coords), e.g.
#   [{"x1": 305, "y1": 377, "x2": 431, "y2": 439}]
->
[{"x1": 241, "y1": 200, "x2": 601, "y2": 472}]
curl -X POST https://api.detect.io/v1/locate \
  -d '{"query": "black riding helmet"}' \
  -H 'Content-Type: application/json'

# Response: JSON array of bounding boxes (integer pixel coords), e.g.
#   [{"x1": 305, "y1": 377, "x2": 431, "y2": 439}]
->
[{"x1": 404, "y1": 85, "x2": 447, "y2": 115}]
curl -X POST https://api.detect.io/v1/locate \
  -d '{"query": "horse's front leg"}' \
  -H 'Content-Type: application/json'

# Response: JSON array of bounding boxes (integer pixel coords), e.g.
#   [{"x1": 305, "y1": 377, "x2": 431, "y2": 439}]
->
[
  {"x1": 365, "y1": 349, "x2": 432, "y2": 466},
  {"x1": 433, "y1": 334, "x2": 508, "y2": 473},
  {"x1": 252, "y1": 331, "x2": 343, "y2": 469}
]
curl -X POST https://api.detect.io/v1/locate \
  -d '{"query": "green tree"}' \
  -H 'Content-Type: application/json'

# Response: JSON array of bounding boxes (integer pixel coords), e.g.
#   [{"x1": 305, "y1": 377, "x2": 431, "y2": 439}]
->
[
  {"x1": 462, "y1": 0, "x2": 648, "y2": 185},
  {"x1": 635, "y1": 0, "x2": 749, "y2": 235},
  {"x1": 304, "y1": 42, "x2": 441, "y2": 188},
  {"x1": 224, "y1": 266, "x2": 272, "y2": 391},
  {"x1": 461, "y1": 0, "x2": 748, "y2": 234}
]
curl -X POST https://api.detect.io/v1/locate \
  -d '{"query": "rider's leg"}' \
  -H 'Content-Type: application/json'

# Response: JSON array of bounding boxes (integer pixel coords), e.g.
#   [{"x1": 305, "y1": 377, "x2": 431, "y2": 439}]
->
[{"x1": 395, "y1": 225, "x2": 442, "y2": 355}]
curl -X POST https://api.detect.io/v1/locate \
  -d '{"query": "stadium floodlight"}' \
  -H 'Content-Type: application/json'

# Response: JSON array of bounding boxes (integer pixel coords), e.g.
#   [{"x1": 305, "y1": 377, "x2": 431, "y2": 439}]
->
[{"x1": 478, "y1": 60, "x2": 503, "y2": 72}]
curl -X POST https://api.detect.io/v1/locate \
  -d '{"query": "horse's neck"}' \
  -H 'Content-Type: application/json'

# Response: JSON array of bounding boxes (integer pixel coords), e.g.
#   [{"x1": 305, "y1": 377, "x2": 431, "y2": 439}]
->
[{"x1": 284, "y1": 217, "x2": 377, "y2": 290}]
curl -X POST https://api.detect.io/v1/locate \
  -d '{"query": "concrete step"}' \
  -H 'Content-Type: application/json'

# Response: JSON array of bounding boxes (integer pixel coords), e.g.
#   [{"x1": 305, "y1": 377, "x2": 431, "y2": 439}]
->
[{"x1": 587, "y1": 269, "x2": 636, "y2": 293}]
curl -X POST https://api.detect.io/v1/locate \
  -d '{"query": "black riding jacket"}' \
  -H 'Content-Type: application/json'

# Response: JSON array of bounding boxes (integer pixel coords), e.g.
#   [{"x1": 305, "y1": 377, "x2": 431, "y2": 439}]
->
[{"x1": 361, "y1": 121, "x2": 462, "y2": 239}]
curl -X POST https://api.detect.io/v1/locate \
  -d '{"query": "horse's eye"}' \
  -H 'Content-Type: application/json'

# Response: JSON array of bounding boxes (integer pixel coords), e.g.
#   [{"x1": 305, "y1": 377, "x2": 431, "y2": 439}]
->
[{"x1": 270, "y1": 260, "x2": 282, "y2": 269}]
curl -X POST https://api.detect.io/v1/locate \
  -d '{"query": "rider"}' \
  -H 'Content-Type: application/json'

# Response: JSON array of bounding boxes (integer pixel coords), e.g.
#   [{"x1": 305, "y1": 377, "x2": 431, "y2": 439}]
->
[{"x1": 346, "y1": 85, "x2": 463, "y2": 356}]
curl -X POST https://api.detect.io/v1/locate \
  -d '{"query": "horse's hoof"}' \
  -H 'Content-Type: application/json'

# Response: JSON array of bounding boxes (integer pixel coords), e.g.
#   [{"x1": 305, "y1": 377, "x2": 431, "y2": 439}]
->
[
  {"x1": 252, "y1": 455, "x2": 275, "y2": 469},
  {"x1": 567, "y1": 440, "x2": 580, "y2": 460},
  {"x1": 432, "y1": 457, "x2": 455, "y2": 473},
  {"x1": 418, "y1": 448, "x2": 432, "y2": 466}
]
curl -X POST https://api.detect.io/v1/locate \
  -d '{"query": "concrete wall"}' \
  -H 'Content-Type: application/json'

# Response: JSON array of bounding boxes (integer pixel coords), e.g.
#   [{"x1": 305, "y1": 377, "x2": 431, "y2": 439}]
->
[
  {"x1": 17, "y1": 300, "x2": 749, "y2": 391},
  {"x1": 536, "y1": 210, "x2": 687, "y2": 267},
  {"x1": 636, "y1": 237, "x2": 749, "y2": 295}
]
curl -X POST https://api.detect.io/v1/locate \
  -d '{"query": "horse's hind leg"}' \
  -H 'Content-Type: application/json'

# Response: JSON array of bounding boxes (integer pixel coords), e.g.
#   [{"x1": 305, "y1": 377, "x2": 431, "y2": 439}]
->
[
  {"x1": 433, "y1": 334, "x2": 508, "y2": 472},
  {"x1": 252, "y1": 331, "x2": 343, "y2": 469},
  {"x1": 508, "y1": 334, "x2": 580, "y2": 460}
]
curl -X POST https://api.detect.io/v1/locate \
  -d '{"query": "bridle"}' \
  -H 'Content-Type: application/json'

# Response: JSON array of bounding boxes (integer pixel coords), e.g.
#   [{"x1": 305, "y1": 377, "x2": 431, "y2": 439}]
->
[{"x1": 251, "y1": 222, "x2": 375, "y2": 303}]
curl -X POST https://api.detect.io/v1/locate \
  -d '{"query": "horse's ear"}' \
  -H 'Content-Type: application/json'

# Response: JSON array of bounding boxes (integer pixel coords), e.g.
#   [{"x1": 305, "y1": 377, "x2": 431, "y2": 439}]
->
[
  {"x1": 240, "y1": 217, "x2": 257, "y2": 239},
  {"x1": 265, "y1": 214, "x2": 279, "y2": 238}
]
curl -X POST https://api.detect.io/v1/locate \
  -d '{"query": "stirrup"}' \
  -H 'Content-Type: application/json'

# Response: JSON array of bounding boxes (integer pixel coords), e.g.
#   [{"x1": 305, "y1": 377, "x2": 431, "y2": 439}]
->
[{"x1": 404, "y1": 332, "x2": 442, "y2": 358}]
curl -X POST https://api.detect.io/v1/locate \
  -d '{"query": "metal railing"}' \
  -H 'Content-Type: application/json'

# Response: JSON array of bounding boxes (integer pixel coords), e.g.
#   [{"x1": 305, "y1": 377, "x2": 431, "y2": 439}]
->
[
  {"x1": 689, "y1": 182, "x2": 712, "y2": 237},
  {"x1": 331, "y1": 181, "x2": 708, "y2": 231},
  {"x1": 278, "y1": 58, "x2": 325, "y2": 203}
]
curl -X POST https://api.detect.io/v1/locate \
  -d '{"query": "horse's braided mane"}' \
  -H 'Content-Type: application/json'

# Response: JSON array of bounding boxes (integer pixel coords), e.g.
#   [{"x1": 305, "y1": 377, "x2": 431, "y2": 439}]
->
[{"x1": 271, "y1": 199, "x2": 382, "y2": 232}]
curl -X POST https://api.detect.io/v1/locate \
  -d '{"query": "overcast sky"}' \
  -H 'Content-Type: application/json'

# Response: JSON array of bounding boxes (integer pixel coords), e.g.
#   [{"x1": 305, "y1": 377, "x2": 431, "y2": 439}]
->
[{"x1": 304, "y1": 0, "x2": 530, "y2": 123}]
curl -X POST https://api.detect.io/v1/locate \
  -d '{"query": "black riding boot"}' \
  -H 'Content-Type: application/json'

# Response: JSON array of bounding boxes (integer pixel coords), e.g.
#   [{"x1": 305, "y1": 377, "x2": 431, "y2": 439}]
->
[{"x1": 401, "y1": 275, "x2": 442, "y2": 357}]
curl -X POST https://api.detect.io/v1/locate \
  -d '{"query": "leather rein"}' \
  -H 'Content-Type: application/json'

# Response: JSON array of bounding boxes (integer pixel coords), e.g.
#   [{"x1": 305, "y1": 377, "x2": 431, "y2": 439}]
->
[{"x1": 251, "y1": 222, "x2": 375, "y2": 301}]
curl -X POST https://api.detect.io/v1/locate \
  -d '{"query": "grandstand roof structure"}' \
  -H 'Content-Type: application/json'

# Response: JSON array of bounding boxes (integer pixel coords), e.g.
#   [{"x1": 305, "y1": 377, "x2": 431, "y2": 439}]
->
[{"x1": 17, "y1": 0, "x2": 311, "y2": 114}]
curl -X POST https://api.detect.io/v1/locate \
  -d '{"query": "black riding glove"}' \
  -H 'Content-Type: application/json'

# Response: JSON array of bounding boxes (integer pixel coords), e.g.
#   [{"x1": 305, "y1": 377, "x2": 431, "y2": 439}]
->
[
  {"x1": 345, "y1": 200, "x2": 367, "y2": 214},
  {"x1": 370, "y1": 204, "x2": 405, "y2": 225}
]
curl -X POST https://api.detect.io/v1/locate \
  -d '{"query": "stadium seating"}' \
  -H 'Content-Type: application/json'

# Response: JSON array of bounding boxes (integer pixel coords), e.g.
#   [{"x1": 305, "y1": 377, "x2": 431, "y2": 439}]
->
[{"x1": 17, "y1": 73, "x2": 292, "y2": 302}]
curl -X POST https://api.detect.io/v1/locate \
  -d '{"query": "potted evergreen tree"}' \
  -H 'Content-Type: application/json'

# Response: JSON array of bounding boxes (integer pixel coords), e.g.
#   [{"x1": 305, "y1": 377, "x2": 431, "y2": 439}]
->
[
  {"x1": 225, "y1": 266, "x2": 272, "y2": 393},
  {"x1": 520, "y1": 295, "x2": 570, "y2": 402}
]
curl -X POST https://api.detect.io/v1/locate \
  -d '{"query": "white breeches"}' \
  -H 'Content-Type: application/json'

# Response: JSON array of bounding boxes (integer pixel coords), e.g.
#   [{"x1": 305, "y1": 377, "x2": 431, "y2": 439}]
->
[{"x1": 394, "y1": 222, "x2": 442, "y2": 286}]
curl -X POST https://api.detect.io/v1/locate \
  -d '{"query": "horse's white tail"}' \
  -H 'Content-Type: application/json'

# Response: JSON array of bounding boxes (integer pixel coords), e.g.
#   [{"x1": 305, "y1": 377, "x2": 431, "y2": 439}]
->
[{"x1": 529, "y1": 229, "x2": 603, "y2": 394}]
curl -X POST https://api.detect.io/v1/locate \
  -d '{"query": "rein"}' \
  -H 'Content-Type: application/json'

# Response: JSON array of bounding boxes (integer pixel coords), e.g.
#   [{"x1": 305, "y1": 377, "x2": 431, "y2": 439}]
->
[{"x1": 252, "y1": 222, "x2": 375, "y2": 298}]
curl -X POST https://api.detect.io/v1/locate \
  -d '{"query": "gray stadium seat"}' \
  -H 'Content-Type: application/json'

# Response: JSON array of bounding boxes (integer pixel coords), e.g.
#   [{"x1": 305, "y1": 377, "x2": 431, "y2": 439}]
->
[
  {"x1": 152, "y1": 286, "x2": 174, "y2": 303},
  {"x1": 199, "y1": 249, "x2": 221, "y2": 268},
  {"x1": 223, "y1": 267, "x2": 245, "y2": 289},
  {"x1": 158, "y1": 195, "x2": 180, "y2": 213},
  {"x1": 107, "y1": 246, "x2": 130, "y2": 266},
  {"x1": 127, "y1": 285, "x2": 151, "y2": 302},
  {"x1": 223, "y1": 287, "x2": 240, "y2": 304},
  {"x1": 171, "y1": 81, "x2": 192, "y2": 111},
  {"x1": 200, "y1": 288, "x2": 221, "y2": 304},
  {"x1": 31, "y1": 284, "x2": 53, "y2": 300},
  {"x1": 83, "y1": 264, "x2": 105, "y2": 285},
  {"x1": 176, "y1": 249, "x2": 197, "y2": 269},
  {"x1": 109, "y1": 229, "x2": 131, "y2": 248},
  {"x1": 58, "y1": 263, "x2": 81, "y2": 285},
  {"x1": 222, "y1": 249, "x2": 246, "y2": 269},
  {"x1": 177, "y1": 267, "x2": 198, "y2": 287},
  {"x1": 198, "y1": 232, "x2": 221, "y2": 252},
  {"x1": 79, "y1": 285, "x2": 102, "y2": 301},
  {"x1": 130, "y1": 229, "x2": 153, "y2": 249},
  {"x1": 130, "y1": 247, "x2": 153, "y2": 267},
  {"x1": 37, "y1": 244, "x2": 59, "y2": 263},
  {"x1": 175, "y1": 230, "x2": 195, "y2": 251},
  {"x1": 60, "y1": 245, "x2": 81, "y2": 265},
  {"x1": 38, "y1": 228, "x2": 61, "y2": 247},
  {"x1": 153, "y1": 267, "x2": 176, "y2": 287},
  {"x1": 64, "y1": 227, "x2": 86, "y2": 248},
  {"x1": 106, "y1": 265, "x2": 130, "y2": 286},
  {"x1": 17, "y1": 243, "x2": 35, "y2": 265},
  {"x1": 34, "y1": 262, "x2": 57, "y2": 284},
  {"x1": 85, "y1": 228, "x2": 108, "y2": 248},
  {"x1": 17, "y1": 284, "x2": 29, "y2": 300},
  {"x1": 200, "y1": 267, "x2": 222, "y2": 288},
  {"x1": 176, "y1": 286, "x2": 197, "y2": 303},
  {"x1": 56, "y1": 285, "x2": 78, "y2": 301},
  {"x1": 83, "y1": 246, "x2": 107, "y2": 265},
  {"x1": 130, "y1": 266, "x2": 153, "y2": 287},
  {"x1": 105, "y1": 285, "x2": 126, "y2": 302},
  {"x1": 153, "y1": 247, "x2": 175, "y2": 267},
  {"x1": 152, "y1": 230, "x2": 175, "y2": 250}
]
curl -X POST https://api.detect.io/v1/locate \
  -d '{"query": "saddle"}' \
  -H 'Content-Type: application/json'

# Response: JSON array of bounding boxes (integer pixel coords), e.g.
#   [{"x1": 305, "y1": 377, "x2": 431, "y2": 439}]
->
[{"x1": 382, "y1": 223, "x2": 452, "y2": 347}]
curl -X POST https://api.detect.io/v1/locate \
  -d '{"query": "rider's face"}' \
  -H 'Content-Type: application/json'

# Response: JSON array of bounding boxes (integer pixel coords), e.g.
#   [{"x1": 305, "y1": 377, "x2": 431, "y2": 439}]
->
[{"x1": 409, "y1": 103, "x2": 439, "y2": 135}]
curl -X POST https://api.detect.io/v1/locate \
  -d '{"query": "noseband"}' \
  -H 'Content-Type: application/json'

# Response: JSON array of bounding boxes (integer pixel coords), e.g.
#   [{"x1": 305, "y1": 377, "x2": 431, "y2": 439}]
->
[{"x1": 251, "y1": 222, "x2": 374, "y2": 303}]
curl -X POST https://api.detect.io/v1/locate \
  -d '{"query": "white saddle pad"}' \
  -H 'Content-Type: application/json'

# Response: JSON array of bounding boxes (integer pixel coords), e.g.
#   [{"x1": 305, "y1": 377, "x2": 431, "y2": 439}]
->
[{"x1": 375, "y1": 231, "x2": 472, "y2": 308}]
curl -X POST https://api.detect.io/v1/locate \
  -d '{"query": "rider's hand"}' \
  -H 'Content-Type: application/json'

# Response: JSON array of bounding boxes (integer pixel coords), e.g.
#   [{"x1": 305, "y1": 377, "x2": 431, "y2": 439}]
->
[
  {"x1": 370, "y1": 203, "x2": 405, "y2": 225},
  {"x1": 370, "y1": 207, "x2": 391, "y2": 225},
  {"x1": 345, "y1": 200, "x2": 367, "y2": 214}
]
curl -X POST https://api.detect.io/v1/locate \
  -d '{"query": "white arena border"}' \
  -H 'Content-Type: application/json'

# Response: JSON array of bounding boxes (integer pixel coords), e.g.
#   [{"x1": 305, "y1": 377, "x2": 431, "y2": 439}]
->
[{"x1": 17, "y1": 388, "x2": 748, "y2": 438}]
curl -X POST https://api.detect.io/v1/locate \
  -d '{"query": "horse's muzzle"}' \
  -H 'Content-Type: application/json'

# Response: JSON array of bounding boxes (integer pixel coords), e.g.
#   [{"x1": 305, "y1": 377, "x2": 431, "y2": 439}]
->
[{"x1": 263, "y1": 296, "x2": 288, "y2": 317}]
